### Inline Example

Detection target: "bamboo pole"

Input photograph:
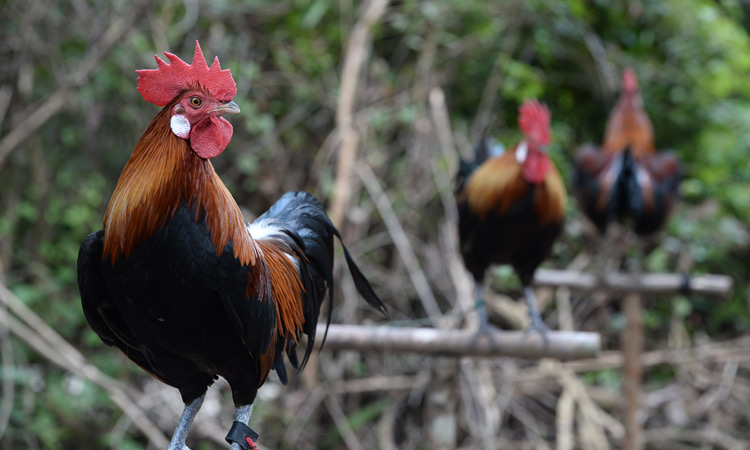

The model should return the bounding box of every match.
[314,324,600,360]
[533,269,731,297]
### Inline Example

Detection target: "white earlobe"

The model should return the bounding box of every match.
[170,115,191,139]
[516,141,528,164]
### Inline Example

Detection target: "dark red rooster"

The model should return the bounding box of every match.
[573,68,681,235]
[456,100,566,335]
[77,42,388,450]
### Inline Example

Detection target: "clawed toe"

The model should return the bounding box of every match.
[523,319,550,347]
[471,322,500,349]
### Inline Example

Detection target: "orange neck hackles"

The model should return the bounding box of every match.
[102,99,259,267]
[602,69,655,156]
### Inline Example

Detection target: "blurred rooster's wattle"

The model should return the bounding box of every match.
[456,100,566,335]
[573,68,681,236]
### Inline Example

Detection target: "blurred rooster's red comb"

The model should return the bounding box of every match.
[518,99,551,146]
[622,67,639,93]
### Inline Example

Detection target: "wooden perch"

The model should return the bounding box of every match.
[314,324,600,360]
[534,269,732,297]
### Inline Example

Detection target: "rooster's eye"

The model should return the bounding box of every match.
[189,96,202,107]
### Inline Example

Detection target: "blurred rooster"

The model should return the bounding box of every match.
[77,42,388,450]
[456,100,566,334]
[573,68,680,235]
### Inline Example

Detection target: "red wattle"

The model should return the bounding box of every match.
[190,116,233,159]
[522,150,550,184]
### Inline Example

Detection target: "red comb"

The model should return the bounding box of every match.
[518,99,551,146]
[136,41,236,107]
[623,67,638,93]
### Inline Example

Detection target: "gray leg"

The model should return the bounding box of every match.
[475,284,489,329]
[471,283,498,348]
[168,393,205,450]
[230,404,255,450]
[523,286,549,342]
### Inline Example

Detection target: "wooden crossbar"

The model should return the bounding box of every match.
[534,269,732,297]
[315,324,600,360]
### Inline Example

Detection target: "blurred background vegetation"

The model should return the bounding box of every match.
[2,0,750,448]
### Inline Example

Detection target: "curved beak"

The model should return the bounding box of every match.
[212,101,241,117]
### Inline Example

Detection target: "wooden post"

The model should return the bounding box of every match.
[425,358,458,450]
[622,292,643,450]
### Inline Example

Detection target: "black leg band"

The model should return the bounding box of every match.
[225,421,259,449]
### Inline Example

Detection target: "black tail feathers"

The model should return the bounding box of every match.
[457,133,506,193]
[257,191,388,370]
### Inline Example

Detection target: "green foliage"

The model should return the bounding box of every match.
[2,0,750,447]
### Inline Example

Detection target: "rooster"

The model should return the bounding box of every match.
[456,100,566,335]
[77,42,388,450]
[573,68,681,235]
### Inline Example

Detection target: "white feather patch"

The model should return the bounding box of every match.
[247,220,281,241]
[170,115,191,139]
[515,140,528,164]
[247,220,300,267]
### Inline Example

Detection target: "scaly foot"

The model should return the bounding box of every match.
[471,320,500,350]
[523,314,550,347]
[523,286,550,347]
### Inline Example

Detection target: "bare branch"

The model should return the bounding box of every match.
[583,31,619,100]
[534,269,732,297]
[552,363,622,444]
[556,389,574,450]
[0,283,169,447]
[0,310,13,438]
[470,29,522,144]
[329,0,390,227]
[0,0,157,171]
[314,324,600,360]
[428,88,475,329]
[510,336,750,385]
[325,395,366,450]
[357,163,443,320]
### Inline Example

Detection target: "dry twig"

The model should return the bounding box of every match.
[555,389,574,450]
[314,324,600,359]
[509,336,750,385]
[0,0,157,171]
[329,0,390,227]
[357,164,442,320]
[0,282,169,447]
[325,395,366,450]
[534,269,732,297]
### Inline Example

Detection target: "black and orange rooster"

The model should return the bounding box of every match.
[456,100,566,335]
[573,68,680,235]
[77,42,388,450]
